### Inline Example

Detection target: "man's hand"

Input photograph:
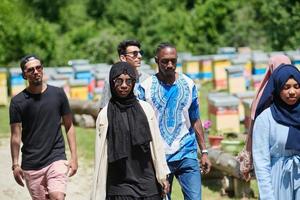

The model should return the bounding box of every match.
[13,166,24,187]
[66,159,78,177]
[200,154,211,174]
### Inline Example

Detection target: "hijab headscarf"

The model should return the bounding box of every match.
[267,64,300,150]
[251,55,291,120]
[107,62,152,163]
[239,55,292,180]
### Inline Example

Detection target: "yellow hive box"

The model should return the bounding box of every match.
[69,79,89,100]
[182,57,202,80]
[210,113,240,134]
[244,61,252,75]
[207,92,230,120]
[184,61,199,74]
[0,86,8,105]
[208,95,240,134]
[70,86,88,100]
[226,65,246,94]
[213,63,228,79]
[212,56,231,90]
[200,59,212,73]
[228,77,246,93]
[0,72,7,86]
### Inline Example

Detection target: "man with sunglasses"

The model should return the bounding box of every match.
[9,55,78,200]
[99,39,149,110]
[140,43,211,200]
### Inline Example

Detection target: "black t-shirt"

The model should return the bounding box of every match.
[9,85,71,170]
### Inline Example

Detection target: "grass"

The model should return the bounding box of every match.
[198,80,213,119]
[74,126,95,162]
[0,105,10,138]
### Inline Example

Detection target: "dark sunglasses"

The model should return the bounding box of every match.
[125,50,144,58]
[24,65,43,74]
[160,58,177,65]
[113,78,135,86]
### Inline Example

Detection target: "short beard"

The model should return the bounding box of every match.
[32,80,43,86]
[160,69,175,78]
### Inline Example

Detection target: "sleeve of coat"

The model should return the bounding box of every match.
[91,107,108,200]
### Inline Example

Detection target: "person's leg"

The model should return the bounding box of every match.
[166,173,174,200]
[23,168,48,200]
[166,161,179,200]
[176,158,201,200]
[46,160,68,200]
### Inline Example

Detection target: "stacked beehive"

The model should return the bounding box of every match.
[0,68,8,105]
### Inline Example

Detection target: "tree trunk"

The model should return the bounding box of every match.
[207,148,241,179]
[69,99,99,119]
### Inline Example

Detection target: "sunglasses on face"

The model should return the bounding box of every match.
[160,58,177,65]
[24,65,43,74]
[113,78,135,86]
[125,50,144,58]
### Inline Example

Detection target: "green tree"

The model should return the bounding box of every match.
[87,0,109,18]
[252,0,300,50]
[25,0,68,22]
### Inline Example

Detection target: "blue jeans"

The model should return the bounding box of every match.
[167,158,201,200]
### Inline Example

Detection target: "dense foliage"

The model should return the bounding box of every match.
[0,0,299,66]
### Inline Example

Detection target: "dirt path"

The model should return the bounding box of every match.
[0,138,93,200]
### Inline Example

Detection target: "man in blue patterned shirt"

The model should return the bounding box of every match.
[140,43,211,200]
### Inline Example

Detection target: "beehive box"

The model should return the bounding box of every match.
[252,52,268,75]
[251,74,264,91]
[0,68,8,105]
[208,94,240,134]
[234,91,255,121]
[199,56,213,81]
[212,55,232,90]
[69,79,89,100]
[182,56,201,80]
[231,55,252,89]
[9,68,26,96]
[225,65,246,94]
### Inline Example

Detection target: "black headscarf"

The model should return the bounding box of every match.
[107,62,152,163]
[258,64,300,151]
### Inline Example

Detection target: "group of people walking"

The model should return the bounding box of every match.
[9,39,300,200]
[93,40,211,200]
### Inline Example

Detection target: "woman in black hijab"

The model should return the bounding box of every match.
[92,62,170,200]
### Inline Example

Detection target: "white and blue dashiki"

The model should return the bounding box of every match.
[253,108,300,200]
[140,73,200,162]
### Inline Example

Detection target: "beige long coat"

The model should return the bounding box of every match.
[91,100,170,200]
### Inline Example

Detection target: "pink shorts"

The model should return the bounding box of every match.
[23,160,69,200]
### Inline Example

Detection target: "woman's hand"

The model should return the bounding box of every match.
[161,178,170,198]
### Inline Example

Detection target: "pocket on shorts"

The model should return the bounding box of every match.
[51,160,69,176]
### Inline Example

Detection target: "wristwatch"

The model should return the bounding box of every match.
[201,149,208,155]
[12,164,19,171]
